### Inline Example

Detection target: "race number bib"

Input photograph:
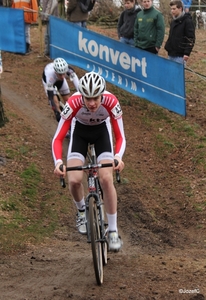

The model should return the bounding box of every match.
[111,103,122,119]
[61,103,73,119]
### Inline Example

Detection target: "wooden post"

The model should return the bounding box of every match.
[0,50,2,75]
[0,85,7,128]
[0,86,5,128]
[0,51,8,128]
[38,9,43,57]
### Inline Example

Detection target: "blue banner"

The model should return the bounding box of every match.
[182,0,193,8]
[0,7,26,53]
[50,16,186,116]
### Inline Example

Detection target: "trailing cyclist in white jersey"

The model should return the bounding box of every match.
[42,57,79,122]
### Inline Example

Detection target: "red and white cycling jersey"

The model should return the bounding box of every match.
[52,91,126,165]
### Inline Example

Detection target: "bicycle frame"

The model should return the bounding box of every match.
[59,144,120,285]
[84,149,108,244]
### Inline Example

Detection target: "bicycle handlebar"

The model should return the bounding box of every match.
[59,160,120,188]
[65,162,113,171]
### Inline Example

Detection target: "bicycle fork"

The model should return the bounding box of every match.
[85,193,106,243]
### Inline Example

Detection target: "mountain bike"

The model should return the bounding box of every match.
[59,144,120,285]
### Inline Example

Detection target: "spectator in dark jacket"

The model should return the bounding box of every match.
[67,0,95,28]
[117,0,141,46]
[164,0,195,65]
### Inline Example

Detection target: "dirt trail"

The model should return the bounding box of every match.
[1,82,56,138]
[0,81,139,300]
[1,82,206,300]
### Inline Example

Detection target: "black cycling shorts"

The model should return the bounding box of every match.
[67,119,114,163]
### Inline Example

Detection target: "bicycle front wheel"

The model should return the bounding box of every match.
[89,197,103,285]
[99,201,108,266]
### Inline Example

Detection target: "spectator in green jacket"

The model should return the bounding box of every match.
[134,0,165,54]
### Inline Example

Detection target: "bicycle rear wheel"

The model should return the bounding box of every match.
[89,197,103,285]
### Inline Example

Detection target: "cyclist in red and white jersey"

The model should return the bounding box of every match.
[52,71,126,251]
[42,57,79,122]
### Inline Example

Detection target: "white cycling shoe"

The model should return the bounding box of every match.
[76,210,87,235]
[108,231,123,252]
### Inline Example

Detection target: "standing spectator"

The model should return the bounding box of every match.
[67,0,95,28]
[164,0,195,65]
[134,0,165,54]
[12,0,38,54]
[39,0,59,57]
[117,0,141,46]
[2,0,11,6]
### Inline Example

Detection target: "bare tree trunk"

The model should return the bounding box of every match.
[0,84,7,128]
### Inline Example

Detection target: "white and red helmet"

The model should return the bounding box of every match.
[78,72,106,98]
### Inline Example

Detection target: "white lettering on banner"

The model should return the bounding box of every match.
[79,32,147,78]
[108,48,119,65]
[125,78,128,87]
[98,67,103,75]
[131,81,137,91]
[88,41,98,56]
[118,76,122,85]
[141,58,147,77]
[90,64,138,92]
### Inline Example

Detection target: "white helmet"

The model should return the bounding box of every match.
[78,72,105,98]
[53,58,68,74]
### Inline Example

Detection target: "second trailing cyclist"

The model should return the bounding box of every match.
[52,71,126,251]
[42,57,79,122]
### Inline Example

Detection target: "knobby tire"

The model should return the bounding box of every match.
[100,202,108,266]
[89,197,103,285]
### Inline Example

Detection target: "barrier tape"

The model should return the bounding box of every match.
[185,66,206,81]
